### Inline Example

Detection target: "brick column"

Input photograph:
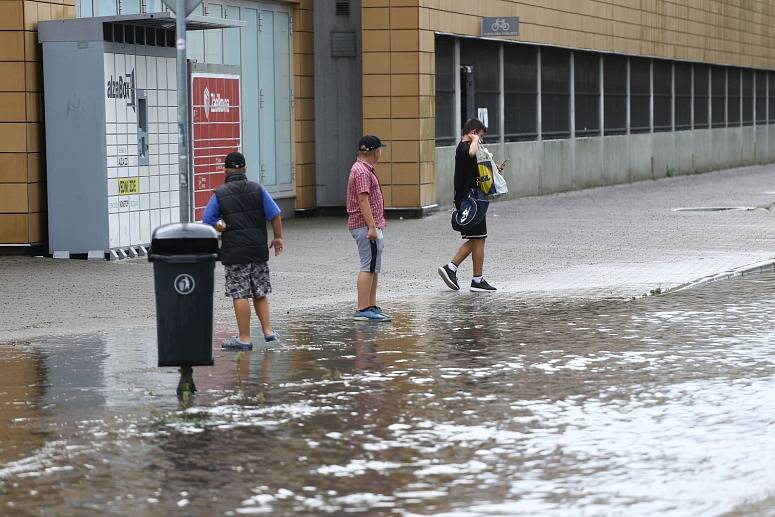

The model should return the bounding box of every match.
[293,0,316,209]
[0,0,74,246]
[362,1,435,210]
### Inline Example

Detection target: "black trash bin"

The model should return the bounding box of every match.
[149,223,219,367]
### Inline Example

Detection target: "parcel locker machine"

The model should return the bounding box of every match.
[39,13,243,259]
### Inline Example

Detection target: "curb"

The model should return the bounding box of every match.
[670,258,775,292]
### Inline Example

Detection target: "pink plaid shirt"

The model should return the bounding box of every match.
[347,159,386,230]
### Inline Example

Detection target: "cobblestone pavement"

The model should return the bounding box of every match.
[2,164,775,341]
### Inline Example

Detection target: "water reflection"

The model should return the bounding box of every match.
[2,274,775,514]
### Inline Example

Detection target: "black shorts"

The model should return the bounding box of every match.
[460,218,487,239]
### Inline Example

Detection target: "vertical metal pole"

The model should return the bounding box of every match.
[690,64,694,129]
[648,59,653,133]
[569,51,575,139]
[670,62,675,131]
[599,54,604,136]
[536,47,542,141]
[626,57,631,135]
[499,43,505,145]
[176,0,191,222]
[453,38,461,141]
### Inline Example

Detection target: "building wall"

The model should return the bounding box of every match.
[361,0,775,210]
[0,0,74,246]
[293,0,316,209]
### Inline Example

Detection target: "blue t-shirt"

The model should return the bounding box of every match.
[201,187,281,226]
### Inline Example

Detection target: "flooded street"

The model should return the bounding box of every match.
[2,274,775,515]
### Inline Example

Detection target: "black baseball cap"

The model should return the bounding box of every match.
[358,135,387,152]
[224,152,246,169]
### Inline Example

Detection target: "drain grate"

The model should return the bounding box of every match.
[671,207,757,212]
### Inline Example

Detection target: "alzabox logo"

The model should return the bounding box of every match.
[106,69,135,109]
[203,86,230,120]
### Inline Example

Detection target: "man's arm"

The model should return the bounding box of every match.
[201,195,221,226]
[358,192,378,241]
[270,215,284,256]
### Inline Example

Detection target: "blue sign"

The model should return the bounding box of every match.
[481,17,519,37]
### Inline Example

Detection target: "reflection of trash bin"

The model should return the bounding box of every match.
[149,223,218,367]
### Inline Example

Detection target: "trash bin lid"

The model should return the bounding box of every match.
[151,223,219,255]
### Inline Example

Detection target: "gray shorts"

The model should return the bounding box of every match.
[351,227,384,273]
[224,262,272,299]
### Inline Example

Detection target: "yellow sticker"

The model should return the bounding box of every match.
[118,177,140,195]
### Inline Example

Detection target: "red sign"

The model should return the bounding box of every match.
[191,73,241,221]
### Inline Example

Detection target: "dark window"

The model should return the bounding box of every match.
[540,47,570,139]
[728,67,740,126]
[603,55,627,135]
[675,62,691,130]
[693,64,709,129]
[125,25,135,44]
[756,71,767,124]
[574,51,600,136]
[711,66,726,128]
[435,36,455,146]
[103,23,113,42]
[114,24,124,43]
[770,72,775,123]
[653,60,672,131]
[146,27,156,46]
[742,69,753,126]
[166,29,175,47]
[135,26,145,45]
[504,44,538,141]
[461,39,501,140]
[630,57,650,133]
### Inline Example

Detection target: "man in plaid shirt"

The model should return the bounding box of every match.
[347,135,391,322]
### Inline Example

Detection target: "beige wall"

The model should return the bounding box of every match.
[0,0,74,245]
[421,0,775,69]
[361,0,775,209]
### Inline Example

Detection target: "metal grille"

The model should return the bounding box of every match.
[630,57,650,133]
[336,1,350,16]
[504,44,538,141]
[653,60,672,132]
[742,69,753,126]
[574,52,600,136]
[461,39,501,140]
[693,64,709,129]
[756,71,766,124]
[728,68,741,126]
[711,66,726,128]
[541,47,570,139]
[770,72,775,123]
[674,62,692,130]
[603,55,627,135]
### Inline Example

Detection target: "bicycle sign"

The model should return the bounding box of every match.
[481,16,519,37]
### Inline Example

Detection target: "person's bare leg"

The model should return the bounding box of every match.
[369,272,379,308]
[233,298,252,342]
[357,272,375,311]
[253,296,272,337]
[451,240,473,266]
[471,239,485,277]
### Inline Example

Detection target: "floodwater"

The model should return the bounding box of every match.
[2,274,775,516]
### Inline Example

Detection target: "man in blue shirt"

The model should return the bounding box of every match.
[202,152,284,351]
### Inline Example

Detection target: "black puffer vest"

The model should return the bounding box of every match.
[215,173,269,265]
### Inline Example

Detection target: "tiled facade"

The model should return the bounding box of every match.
[292,0,315,209]
[0,0,74,246]
[359,0,775,210]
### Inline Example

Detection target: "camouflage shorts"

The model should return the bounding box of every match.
[224,262,272,299]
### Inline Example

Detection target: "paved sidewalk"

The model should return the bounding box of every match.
[2,164,775,340]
